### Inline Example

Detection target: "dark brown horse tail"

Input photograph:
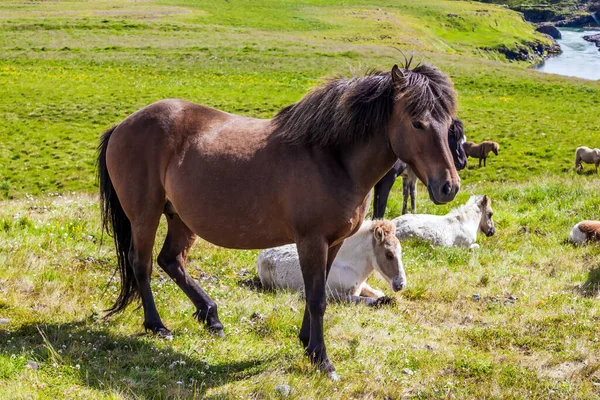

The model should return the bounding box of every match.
[97,125,138,315]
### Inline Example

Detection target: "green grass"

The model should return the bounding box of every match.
[2,178,600,398]
[0,0,562,198]
[1,0,600,398]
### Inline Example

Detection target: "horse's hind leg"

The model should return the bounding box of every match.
[401,179,409,215]
[478,158,482,168]
[157,214,224,336]
[373,172,396,219]
[409,180,416,213]
[128,212,169,335]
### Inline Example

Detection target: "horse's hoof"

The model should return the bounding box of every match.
[328,371,340,381]
[153,327,173,340]
[371,296,396,308]
[210,328,226,338]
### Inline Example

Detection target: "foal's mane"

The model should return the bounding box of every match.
[448,196,482,220]
[272,63,457,148]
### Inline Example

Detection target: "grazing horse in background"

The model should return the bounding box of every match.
[257,220,405,306]
[373,117,467,219]
[574,146,600,173]
[393,195,495,249]
[463,140,499,167]
[97,62,459,379]
[570,220,600,244]
[400,166,418,215]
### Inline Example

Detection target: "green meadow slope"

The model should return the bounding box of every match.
[1,1,600,399]
[0,0,566,199]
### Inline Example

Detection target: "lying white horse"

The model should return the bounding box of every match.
[570,220,600,244]
[257,220,405,304]
[393,195,495,248]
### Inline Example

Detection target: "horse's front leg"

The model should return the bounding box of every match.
[478,158,482,168]
[359,282,385,299]
[297,240,341,379]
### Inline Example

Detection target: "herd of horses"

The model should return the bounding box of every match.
[95,60,588,380]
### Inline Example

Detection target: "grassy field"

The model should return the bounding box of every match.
[1,0,600,398]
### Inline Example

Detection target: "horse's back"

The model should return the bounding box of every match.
[576,146,600,162]
[577,220,600,236]
[570,220,600,244]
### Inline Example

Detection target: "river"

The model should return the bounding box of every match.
[537,28,600,80]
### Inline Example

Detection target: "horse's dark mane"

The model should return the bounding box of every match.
[272,63,457,148]
[449,117,464,139]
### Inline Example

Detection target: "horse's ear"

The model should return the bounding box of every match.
[481,195,490,207]
[374,227,385,243]
[391,64,406,87]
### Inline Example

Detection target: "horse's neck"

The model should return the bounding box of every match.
[337,224,375,280]
[341,134,398,195]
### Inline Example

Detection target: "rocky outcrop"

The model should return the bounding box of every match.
[536,24,562,39]
[555,14,597,27]
[482,1,600,27]
[583,33,600,50]
[489,40,561,63]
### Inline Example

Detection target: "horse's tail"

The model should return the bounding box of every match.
[97,125,138,315]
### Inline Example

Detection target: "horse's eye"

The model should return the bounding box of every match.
[385,252,395,260]
[412,121,425,130]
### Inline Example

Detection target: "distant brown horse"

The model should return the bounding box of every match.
[97,63,459,379]
[463,140,499,167]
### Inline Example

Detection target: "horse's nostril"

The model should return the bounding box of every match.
[442,181,452,196]
[392,278,405,292]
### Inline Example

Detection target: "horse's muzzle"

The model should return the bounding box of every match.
[486,227,496,237]
[427,180,459,205]
[392,277,406,292]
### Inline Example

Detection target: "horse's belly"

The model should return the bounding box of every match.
[176,199,292,249]
[165,168,293,249]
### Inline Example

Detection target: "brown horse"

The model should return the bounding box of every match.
[97,63,459,378]
[463,140,499,167]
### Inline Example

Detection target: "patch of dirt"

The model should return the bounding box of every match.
[543,361,586,380]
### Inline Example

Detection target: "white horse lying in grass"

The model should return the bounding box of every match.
[257,220,405,305]
[392,195,495,249]
[570,220,600,244]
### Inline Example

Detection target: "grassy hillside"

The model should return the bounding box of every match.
[1,0,600,398]
[0,0,561,199]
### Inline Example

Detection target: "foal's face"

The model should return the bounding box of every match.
[372,226,406,292]
[388,66,460,205]
[478,195,495,237]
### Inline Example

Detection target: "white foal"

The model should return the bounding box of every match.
[257,220,406,304]
[393,195,495,248]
